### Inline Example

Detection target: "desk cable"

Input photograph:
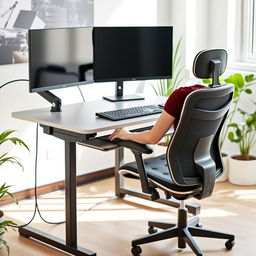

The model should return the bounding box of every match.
[77,85,85,102]
[0,79,29,89]
[17,123,117,228]
[3,81,117,228]
[1,79,63,227]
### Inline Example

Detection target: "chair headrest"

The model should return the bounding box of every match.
[192,49,227,87]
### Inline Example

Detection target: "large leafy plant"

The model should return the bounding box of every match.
[203,73,256,149]
[0,130,29,255]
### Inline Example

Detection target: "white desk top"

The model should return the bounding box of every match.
[12,96,167,134]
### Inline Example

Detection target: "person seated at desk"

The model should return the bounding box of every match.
[109,85,205,144]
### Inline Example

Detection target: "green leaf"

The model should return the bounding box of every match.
[238,108,247,115]
[245,74,255,82]
[0,130,15,144]
[228,131,241,143]
[244,88,252,94]
[225,73,245,89]
[228,123,238,128]
[202,78,212,84]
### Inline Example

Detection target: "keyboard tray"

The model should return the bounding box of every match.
[78,126,154,151]
[78,138,119,151]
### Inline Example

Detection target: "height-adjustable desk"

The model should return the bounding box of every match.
[12,96,200,256]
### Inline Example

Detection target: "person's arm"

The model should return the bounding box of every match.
[109,110,175,144]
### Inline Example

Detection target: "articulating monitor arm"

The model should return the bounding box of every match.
[38,91,62,112]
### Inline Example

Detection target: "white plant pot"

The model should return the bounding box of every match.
[229,155,256,185]
[216,153,229,182]
[0,211,4,249]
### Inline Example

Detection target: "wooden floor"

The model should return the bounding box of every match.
[1,178,256,256]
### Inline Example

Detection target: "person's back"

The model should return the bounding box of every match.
[164,85,206,129]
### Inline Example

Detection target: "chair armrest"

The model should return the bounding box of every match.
[113,139,153,154]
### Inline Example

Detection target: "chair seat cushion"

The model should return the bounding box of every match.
[120,154,201,194]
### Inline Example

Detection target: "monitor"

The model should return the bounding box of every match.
[13,10,38,29]
[93,26,173,101]
[29,27,93,93]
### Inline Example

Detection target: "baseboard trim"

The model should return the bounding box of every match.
[0,168,114,206]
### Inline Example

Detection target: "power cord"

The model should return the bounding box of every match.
[0,79,29,89]
[2,80,117,227]
[77,85,85,102]
[14,123,117,228]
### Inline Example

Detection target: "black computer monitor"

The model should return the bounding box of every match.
[29,26,172,111]
[93,26,173,101]
[29,27,94,93]
[13,10,38,29]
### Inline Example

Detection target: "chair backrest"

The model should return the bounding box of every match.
[166,49,233,199]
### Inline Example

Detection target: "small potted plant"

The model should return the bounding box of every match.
[0,130,29,255]
[228,109,256,185]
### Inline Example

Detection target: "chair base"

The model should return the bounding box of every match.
[131,208,235,256]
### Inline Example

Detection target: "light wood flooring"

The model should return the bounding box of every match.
[1,178,256,256]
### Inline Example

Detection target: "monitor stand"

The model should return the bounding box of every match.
[103,81,144,102]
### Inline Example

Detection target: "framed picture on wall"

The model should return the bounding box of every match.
[0,0,93,65]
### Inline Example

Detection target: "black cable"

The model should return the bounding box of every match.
[77,85,85,102]
[22,124,65,227]
[0,79,29,89]
[83,196,118,213]
[3,80,115,227]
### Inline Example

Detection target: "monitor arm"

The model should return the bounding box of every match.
[38,91,62,112]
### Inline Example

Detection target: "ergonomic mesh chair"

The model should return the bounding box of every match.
[116,49,235,256]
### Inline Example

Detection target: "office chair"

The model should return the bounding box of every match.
[117,49,235,256]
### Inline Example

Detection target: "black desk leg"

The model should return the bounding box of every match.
[65,141,78,246]
[19,141,96,256]
[115,148,125,197]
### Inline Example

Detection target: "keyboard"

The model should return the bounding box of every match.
[96,104,163,121]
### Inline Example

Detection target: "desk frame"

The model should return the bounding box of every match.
[19,127,96,256]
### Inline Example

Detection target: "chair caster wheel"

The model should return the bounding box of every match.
[225,240,235,250]
[131,246,142,256]
[148,226,157,234]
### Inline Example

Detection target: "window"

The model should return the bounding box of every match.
[252,0,256,55]
[241,0,256,62]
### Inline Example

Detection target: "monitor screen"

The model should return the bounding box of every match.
[93,26,173,82]
[29,27,93,92]
[13,10,37,29]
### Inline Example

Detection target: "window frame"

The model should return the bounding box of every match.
[226,0,256,71]
[241,0,256,62]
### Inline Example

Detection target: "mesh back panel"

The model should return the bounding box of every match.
[166,85,233,186]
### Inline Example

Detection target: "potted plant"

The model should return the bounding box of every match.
[151,37,184,147]
[228,109,256,185]
[0,130,29,255]
[203,73,256,181]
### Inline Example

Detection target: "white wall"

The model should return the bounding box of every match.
[0,0,159,193]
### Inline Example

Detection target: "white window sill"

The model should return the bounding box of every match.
[227,61,256,73]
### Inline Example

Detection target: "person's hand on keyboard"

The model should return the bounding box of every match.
[109,128,131,141]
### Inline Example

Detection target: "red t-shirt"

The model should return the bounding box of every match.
[164,85,206,129]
